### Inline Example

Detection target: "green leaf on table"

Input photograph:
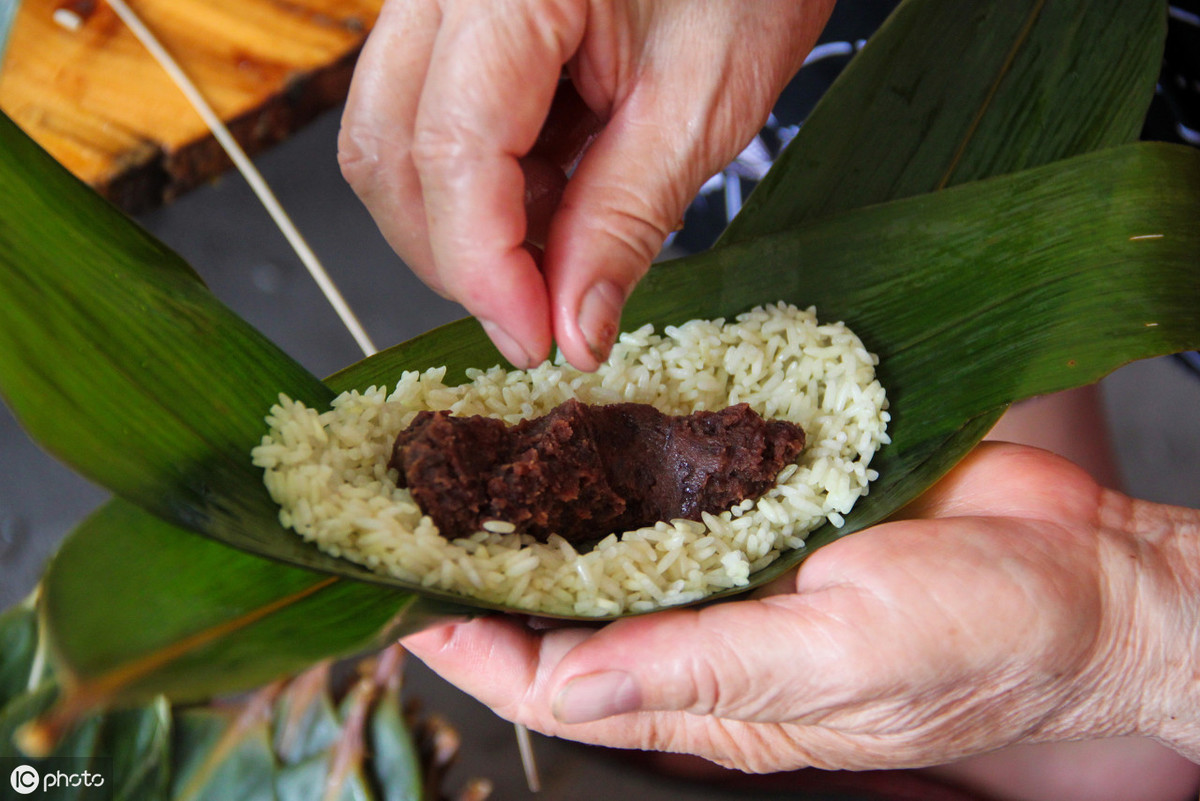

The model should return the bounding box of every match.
[2,604,171,801]
[2,607,443,801]
[0,601,41,702]
[369,682,424,801]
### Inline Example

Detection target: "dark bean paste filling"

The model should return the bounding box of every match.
[389,399,805,545]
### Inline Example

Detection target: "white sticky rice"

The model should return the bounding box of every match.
[252,303,889,616]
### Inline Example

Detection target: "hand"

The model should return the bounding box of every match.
[339,0,834,370]
[403,442,1200,780]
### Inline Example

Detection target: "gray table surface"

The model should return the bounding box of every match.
[1,108,1198,801]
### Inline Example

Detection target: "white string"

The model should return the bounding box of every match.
[104,0,378,358]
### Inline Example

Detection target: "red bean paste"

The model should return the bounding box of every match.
[389,399,805,544]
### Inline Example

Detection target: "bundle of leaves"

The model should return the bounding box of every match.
[1,599,490,800]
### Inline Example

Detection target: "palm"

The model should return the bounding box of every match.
[404,443,1145,772]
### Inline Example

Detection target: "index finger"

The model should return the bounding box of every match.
[412,0,589,367]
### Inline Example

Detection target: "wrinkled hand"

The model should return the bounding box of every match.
[339,0,834,370]
[404,442,1200,773]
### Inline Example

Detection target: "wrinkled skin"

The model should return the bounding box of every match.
[405,443,1200,798]
[340,3,1200,797]
[339,0,834,370]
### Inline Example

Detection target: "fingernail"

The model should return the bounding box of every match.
[578,281,623,364]
[553,670,640,724]
[479,319,534,369]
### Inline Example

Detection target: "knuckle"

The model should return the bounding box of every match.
[606,206,669,270]
[566,186,671,274]
[668,642,748,718]
[683,655,724,715]
[410,122,475,174]
[336,121,390,191]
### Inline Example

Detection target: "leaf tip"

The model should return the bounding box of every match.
[14,717,60,758]
[14,685,105,757]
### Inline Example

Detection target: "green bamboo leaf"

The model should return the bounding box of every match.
[0,99,455,724]
[38,502,421,713]
[708,0,1173,587]
[711,0,1169,567]
[720,0,1165,240]
[0,110,370,580]
[0,107,506,593]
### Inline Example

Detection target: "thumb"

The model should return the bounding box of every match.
[547,596,864,725]
[542,99,704,370]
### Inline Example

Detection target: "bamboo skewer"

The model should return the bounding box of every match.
[104,0,378,358]
[515,719,542,792]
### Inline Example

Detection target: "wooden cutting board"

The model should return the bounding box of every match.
[0,0,382,211]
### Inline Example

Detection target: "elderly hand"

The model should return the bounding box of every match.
[339,0,834,370]
[403,442,1200,794]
